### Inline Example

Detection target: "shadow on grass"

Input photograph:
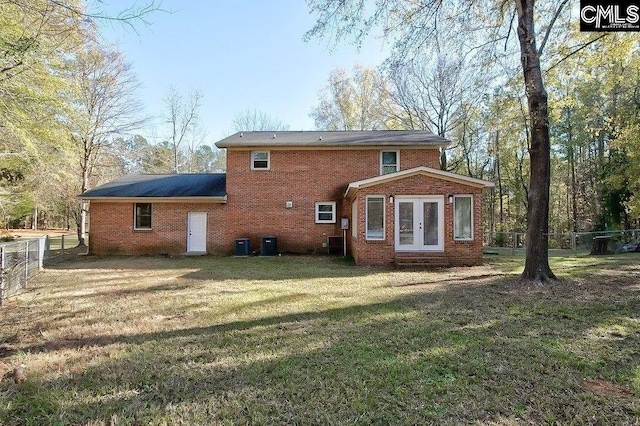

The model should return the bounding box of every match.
[46,254,377,282]
[42,245,89,266]
[2,275,639,425]
[487,251,640,280]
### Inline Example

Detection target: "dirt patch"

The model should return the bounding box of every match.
[583,379,635,399]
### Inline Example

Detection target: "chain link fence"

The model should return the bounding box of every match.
[484,229,640,256]
[0,235,88,304]
[42,234,85,265]
[0,239,43,305]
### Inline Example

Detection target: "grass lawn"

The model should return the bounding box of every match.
[0,254,638,425]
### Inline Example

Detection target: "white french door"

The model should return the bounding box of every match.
[395,196,444,251]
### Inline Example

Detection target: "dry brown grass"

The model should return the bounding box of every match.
[6,229,73,239]
[0,254,638,424]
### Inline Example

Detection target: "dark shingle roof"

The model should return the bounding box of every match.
[80,174,226,199]
[215,130,449,148]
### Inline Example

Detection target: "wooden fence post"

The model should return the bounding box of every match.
[44,235,50,265]
[38,237,45,270]
[61,235,65,262]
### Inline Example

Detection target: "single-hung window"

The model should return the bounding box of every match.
[134,203,152,229]
[351,200,358,239]
[315,202,336,224]
[380,150,399,175]
[251,151,270,170]
[366,196,385,240]
[454,195,473,240]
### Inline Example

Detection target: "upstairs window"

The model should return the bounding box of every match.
[380,151,399,174]
[134,203,152,229]
[251,151,270,170]
[454,195,473,240]
[315,202,336,224]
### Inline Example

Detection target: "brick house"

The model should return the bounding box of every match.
[81,131,494,266]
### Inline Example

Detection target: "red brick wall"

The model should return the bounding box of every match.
[88,202,227,255]
[224,148,440,254]
[348,175,484,266]
[87,147,491,264]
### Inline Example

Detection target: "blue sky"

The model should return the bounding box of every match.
[97,1,389,143]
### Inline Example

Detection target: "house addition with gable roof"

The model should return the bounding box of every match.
[80,130,494,266]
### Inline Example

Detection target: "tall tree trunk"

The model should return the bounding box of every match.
[78,144,89,247]
[567,110,578,233]
[495,131,504,230]
[32,206,38,230]
[437,128,447,170]
[516,0,556,282]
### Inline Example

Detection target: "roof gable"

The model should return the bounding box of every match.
[345,166,495,198]
[216,130,449,148]
[80,173,227,200]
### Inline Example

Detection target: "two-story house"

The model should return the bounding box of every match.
[81,131,494,266]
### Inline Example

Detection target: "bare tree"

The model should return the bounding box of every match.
[163,86,203,172]
[387,55,482,170]
[69,42,146,245]
[232,108,289,131]
[3,0,164,33]
[310,65,389,131]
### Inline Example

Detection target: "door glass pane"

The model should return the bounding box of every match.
[423,202,438,246]
[399,202,414,245]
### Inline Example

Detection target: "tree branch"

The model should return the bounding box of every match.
[538,0,570,55]
[545,34,609,74]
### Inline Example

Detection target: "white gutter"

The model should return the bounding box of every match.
[80,195,228,203]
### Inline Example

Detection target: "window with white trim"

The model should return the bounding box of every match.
[351,200,357,239]
[251,151,270,170]
[380,150,399,175]
[315,202,336,224]
[134,203,152,229]
[454,195,473,240]
[366,196,385,240]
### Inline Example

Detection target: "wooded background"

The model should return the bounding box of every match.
[1,1,638,249]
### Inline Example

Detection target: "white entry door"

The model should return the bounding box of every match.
[187,212,207,253]
[395,196,444,251]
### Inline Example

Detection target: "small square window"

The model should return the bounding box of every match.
[315,202,336,224]
[381,151,399,175]
[251,151,270,170]
[134,203,152,229]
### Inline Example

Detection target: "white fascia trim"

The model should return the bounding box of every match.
[222,145,447,151]
[81,196,228,203]
[345,166,495,198]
